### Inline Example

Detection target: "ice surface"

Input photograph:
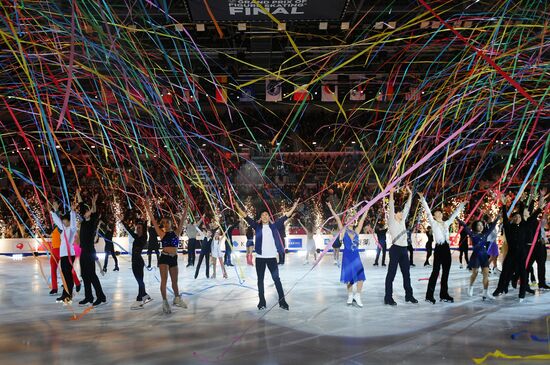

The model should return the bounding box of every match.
[0,251,548,365]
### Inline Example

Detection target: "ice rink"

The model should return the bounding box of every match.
[0,251,548,365]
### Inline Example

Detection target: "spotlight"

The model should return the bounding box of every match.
[174,23,184,32]
[277,23,286,31]
[238,23,246,31]
[196,23,205,32]
[319,22,328,30]
[341,22,350,30]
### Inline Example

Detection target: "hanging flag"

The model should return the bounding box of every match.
[240,86,255,102]
[321,75,338,102]
[215,75,227,103]
[162,90,173,104]
[293,84,310,101]
[349,74,366,101]
[405,87,421,102]
[182,76,199,103]
[265,79,282,101]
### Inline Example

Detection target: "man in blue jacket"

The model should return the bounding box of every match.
[235,200,300,310]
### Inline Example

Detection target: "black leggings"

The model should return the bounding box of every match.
[407,243,414,265]
[424,242,433,265]
[132,255,147,301]
[374,241,387,265]
[426,243,451,299]
[194,252,210,278]
[60,256,76,298]
[187,238,197,265]
[526,243,547,286]
[103,248,118,269]
[256,257,285,305]
[147,247,160,267]
[459,244,469,265]
[224,241,232,265]
[81,254,105,301]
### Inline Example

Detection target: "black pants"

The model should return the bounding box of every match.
[147,247,160,267]
[278,251,285,265]
[515,251,529,298]
[187,238,197,265]
[103,247,118,269]
[132,255,147,301]
[458,244,469,265]
[256,257,285,304]
[374,241,387,265]
[194,251,210,278]
[424,242,433,265]
[526,243,547,287]
[426,243,451,299]
[495,249,517,293]
[408,243,414,265]
[224,241,232,265]
[384,245,413,300]
[60,256,76,298]
[81,253,105,301]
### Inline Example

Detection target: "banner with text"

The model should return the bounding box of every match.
[187,0,349,22]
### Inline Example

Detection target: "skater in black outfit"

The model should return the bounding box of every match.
[223,218,238,266]
[122,218,151,309]
[424,226,433,266]
[185,215,204,267]
[407,227,415,267]
[493,190,544,301]
[458,228,469,269]
[373,221,387,266]
[77,192,107,307]
[147,224,160,268]
[524,188,548,289]
[195,228,213,279]
[100,219,118,272]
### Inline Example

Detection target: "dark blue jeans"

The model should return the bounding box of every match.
[132,254,147,301]
[256,257,285,304]
[375,240,387,265]
[224,241,232,265]
[384,245,413,300]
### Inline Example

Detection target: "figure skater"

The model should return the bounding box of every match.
[326,201,369,307]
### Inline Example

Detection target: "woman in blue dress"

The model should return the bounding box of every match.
[327,201,369,307]
[458,217,499,300]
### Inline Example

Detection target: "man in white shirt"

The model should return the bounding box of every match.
[419,192,465,304]
[50,200,79,304]
[235,200,300,311]
[185,215,204,267]
[384,186,417,306]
